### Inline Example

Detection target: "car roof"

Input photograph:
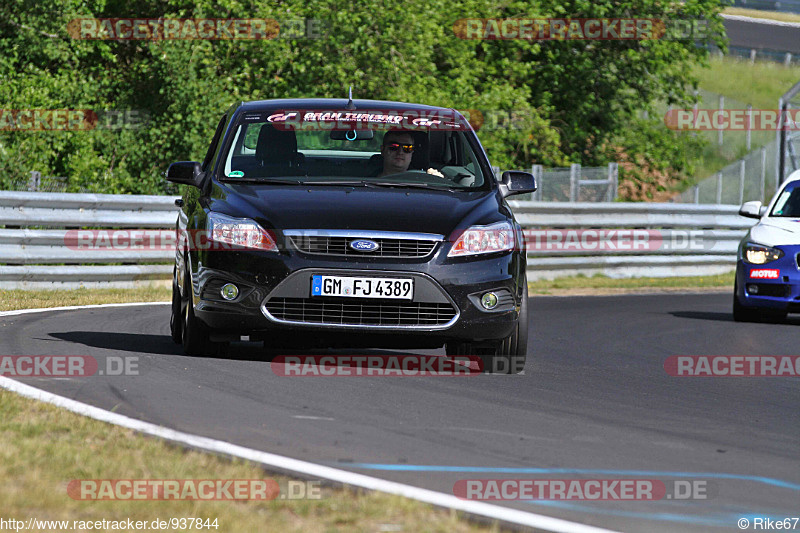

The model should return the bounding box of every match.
[236,98,456,114]
[783,169,800,185]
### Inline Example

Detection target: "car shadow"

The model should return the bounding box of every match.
[669,311,800,325]
[669,311,735,322]
[47,332,457,368]
[49,331,184,356]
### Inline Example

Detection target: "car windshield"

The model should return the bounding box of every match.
[770,183,800,217]
[219,114,488,190]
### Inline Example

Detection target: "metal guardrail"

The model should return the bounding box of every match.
[512,202,748,279]
[0,192,752,288]
[0,192,179,289]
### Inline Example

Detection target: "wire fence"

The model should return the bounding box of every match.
[495,163,619,202]
[11,171,70,193]
[672,140,779,204]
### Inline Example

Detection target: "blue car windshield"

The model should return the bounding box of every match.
[770,184,800,217]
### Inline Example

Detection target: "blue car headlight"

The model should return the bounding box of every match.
[743,243,783,265]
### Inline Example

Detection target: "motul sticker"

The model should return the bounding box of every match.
[749,269,779,279]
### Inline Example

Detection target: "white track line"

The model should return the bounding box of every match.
[0,303,619,533]
[0,301,169,318]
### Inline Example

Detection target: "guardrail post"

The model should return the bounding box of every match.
[739,159,746,204]
[28,171,41,192]
[786,53,793,66]
[608,162,618,201]
[532,164,543,201]
[569,164,579,202]
[746,104,752,151]
[750,49,756,64]
[693,185,700,204]
[716,172,722,204]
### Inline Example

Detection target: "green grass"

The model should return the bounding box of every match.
[672,56,800,186]
[0,289,496,532]
[695,56,800,110]
[723,7,800,24]
[0,391,493,532]
[0,286,171,311]
[529,272,734,294]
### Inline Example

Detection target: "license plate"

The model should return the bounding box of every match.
[311,275,414,300]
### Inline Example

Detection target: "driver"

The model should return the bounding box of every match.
[377,130,445,178]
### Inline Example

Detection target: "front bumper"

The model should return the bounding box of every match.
[188,247,526,347]
[735,245,800,312]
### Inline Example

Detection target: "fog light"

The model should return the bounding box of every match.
[747,284,758,295]
[481,292,498,309]
[220,283,239,300]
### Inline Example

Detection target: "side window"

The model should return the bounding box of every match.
[202,114,228,171]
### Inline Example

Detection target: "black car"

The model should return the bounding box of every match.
[165,98,536,373]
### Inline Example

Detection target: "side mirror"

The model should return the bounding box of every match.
[498,171,537,198]
[165,161,203,187]
[739,200,763,219]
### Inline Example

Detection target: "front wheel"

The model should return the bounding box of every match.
[182,274,211,356]
[446,292,529,374]
[170,271,183,344]
[733,281,761,322]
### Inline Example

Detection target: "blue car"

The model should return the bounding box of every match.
[734,170,800,322]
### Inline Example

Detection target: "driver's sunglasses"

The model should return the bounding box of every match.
[385,143,414,154]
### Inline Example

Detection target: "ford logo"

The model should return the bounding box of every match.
[350,239,380,252]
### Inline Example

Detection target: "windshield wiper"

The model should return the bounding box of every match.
[221,178,303,185]
[366,181,457,191]
[301,180,370,186]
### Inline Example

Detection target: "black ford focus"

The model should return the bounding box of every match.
[166,98,536,373]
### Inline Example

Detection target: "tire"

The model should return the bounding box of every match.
[169,271,183,344]
[446,291,529,375]
[182,273,211,356]
[732,281,760,323]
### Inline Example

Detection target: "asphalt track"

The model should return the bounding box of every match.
[723,16,800,54]
[2,293,799,532]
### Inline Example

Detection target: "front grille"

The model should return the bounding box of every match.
[264,297,457,327]
[288,236,438,258]
[746,283,791,298]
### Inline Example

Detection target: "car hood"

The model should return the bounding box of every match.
[208,182,506,237]
[749,217,800,247]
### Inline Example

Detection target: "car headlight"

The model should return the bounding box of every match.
[448,221,515,257]
[207,212,278,252]
[743,243,783,264]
